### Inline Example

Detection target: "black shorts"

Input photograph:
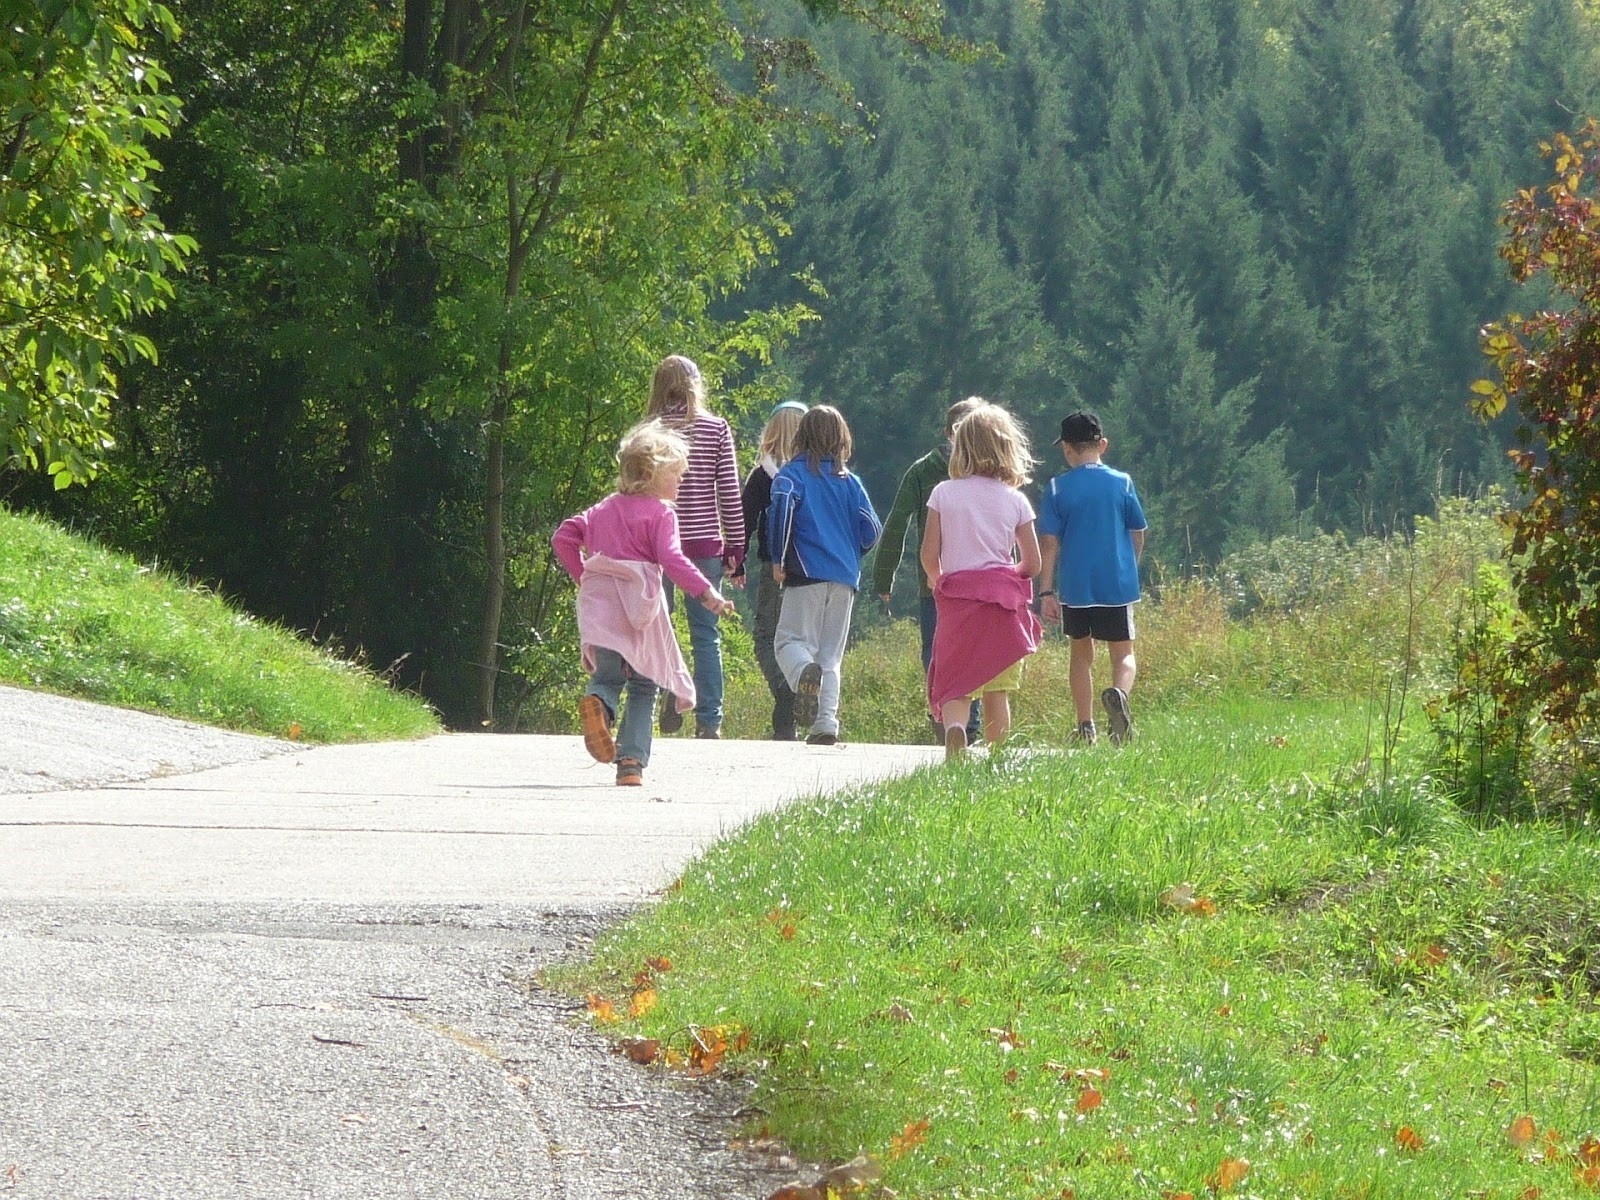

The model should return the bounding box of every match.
[1063,604,1135,643]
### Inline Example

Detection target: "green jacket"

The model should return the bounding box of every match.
[872,446,950,599]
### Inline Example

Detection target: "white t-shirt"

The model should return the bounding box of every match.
[927,475,1036,574]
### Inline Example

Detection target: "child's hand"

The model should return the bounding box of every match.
[772,565,785,585]
[1040,594,1062,625]
[699,588,735,617]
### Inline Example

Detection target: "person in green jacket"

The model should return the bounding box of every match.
[873,396,985,739]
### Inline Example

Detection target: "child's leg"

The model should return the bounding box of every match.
[616,671,658,767]
[755,569,794,736]
[587,648,626,719]
[1069,636,1096,723]
[939,698,972,731]
[1108,639,1136,697]
[982,691,1012,745]
[774,586,823,689]
[812,583,854,736]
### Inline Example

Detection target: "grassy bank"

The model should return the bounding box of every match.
[0,508,439,741]
[568,699,1600,1197]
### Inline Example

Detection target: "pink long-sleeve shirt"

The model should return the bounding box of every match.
[552,492,714,598]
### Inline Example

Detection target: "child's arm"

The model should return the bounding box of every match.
[873,473,918,601]
[768,473,799,585]
[1038,534,1061,624]
[733,465,769,588]
[919,508,943,591]
[1015,520,1042,580]
[550,512,589,582]
[1132,528,1145,561]
[855,478,883,553]
[715,423,745,577]
[652,508,720,601]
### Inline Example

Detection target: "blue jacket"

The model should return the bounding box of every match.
[768,456,882,589]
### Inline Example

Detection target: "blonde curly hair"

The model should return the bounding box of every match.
[616,419,691,496]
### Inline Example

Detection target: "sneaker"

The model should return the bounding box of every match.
[771,726,797,742]
[694,724,721,740]
[1101,687,1133,745]
[945,725,968,762]
[658,696,683,735]
[616,757,643,786]
[1073,720,1098,745]
[793,662,822,730]
[805,731,838,746]
[578,694,615,763]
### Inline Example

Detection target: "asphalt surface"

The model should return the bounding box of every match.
[0,684,942,1198]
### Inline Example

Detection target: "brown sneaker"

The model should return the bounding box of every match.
[945,725,968,762]
[579,694,615,763]
[616,757,643,786]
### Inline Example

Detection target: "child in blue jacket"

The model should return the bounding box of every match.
[767,405,882,745]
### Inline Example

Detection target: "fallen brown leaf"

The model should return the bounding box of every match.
[617,1037,660,1065]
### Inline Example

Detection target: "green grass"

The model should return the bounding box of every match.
[0,507,439,741]
[565,697,1600,1199]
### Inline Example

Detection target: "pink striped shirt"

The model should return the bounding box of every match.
[660,406,744,562]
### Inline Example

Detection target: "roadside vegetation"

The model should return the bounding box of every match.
[566,497,1600,1199]
[0,507,439,742]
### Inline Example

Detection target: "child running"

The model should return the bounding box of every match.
[1037,410,1148,745]
[552,419,736,786]
[767,405,883,746]
[921,401,1043,760]
[732,399,808,740]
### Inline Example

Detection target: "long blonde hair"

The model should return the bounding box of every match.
[948,401,1036,487]
[648,354,705,424]
[794,405,853,475]
[759,402,807,465]
[616,419,690,495]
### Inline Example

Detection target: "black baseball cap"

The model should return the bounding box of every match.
[1056,410,1103,446]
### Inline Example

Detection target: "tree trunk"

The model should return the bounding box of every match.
[476,382,508,724]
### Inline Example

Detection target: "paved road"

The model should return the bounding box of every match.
[0,685,942,1198]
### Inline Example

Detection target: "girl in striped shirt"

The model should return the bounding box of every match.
[647,354,745,739]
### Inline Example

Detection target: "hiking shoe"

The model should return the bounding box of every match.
[616,757,643,786]
[945,725,968,762]
[658,696,683,735]
[578,694,615,763]
[1101,687,1133,745]
[1073,720,1098,745]
[793,662,822,730]
[805,731,838,746]
[694,724,721,740]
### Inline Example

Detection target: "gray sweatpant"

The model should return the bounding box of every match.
[774,581,855,736]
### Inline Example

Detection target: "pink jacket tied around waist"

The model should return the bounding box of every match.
[927,566,1042,715]
[577,554,695,713]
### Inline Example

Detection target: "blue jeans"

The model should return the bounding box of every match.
[666,555,725,731]
[586,648,658,766]
[919,594,981,740]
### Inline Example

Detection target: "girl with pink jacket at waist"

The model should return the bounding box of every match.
[552,420,735,787]
[920,402,1044,761]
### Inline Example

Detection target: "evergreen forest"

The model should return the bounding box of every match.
[4,0,1598,728]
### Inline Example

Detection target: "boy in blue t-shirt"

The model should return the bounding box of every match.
[1036,410,1148,744]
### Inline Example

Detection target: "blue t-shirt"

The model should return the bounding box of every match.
[1037,462,1147,607]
